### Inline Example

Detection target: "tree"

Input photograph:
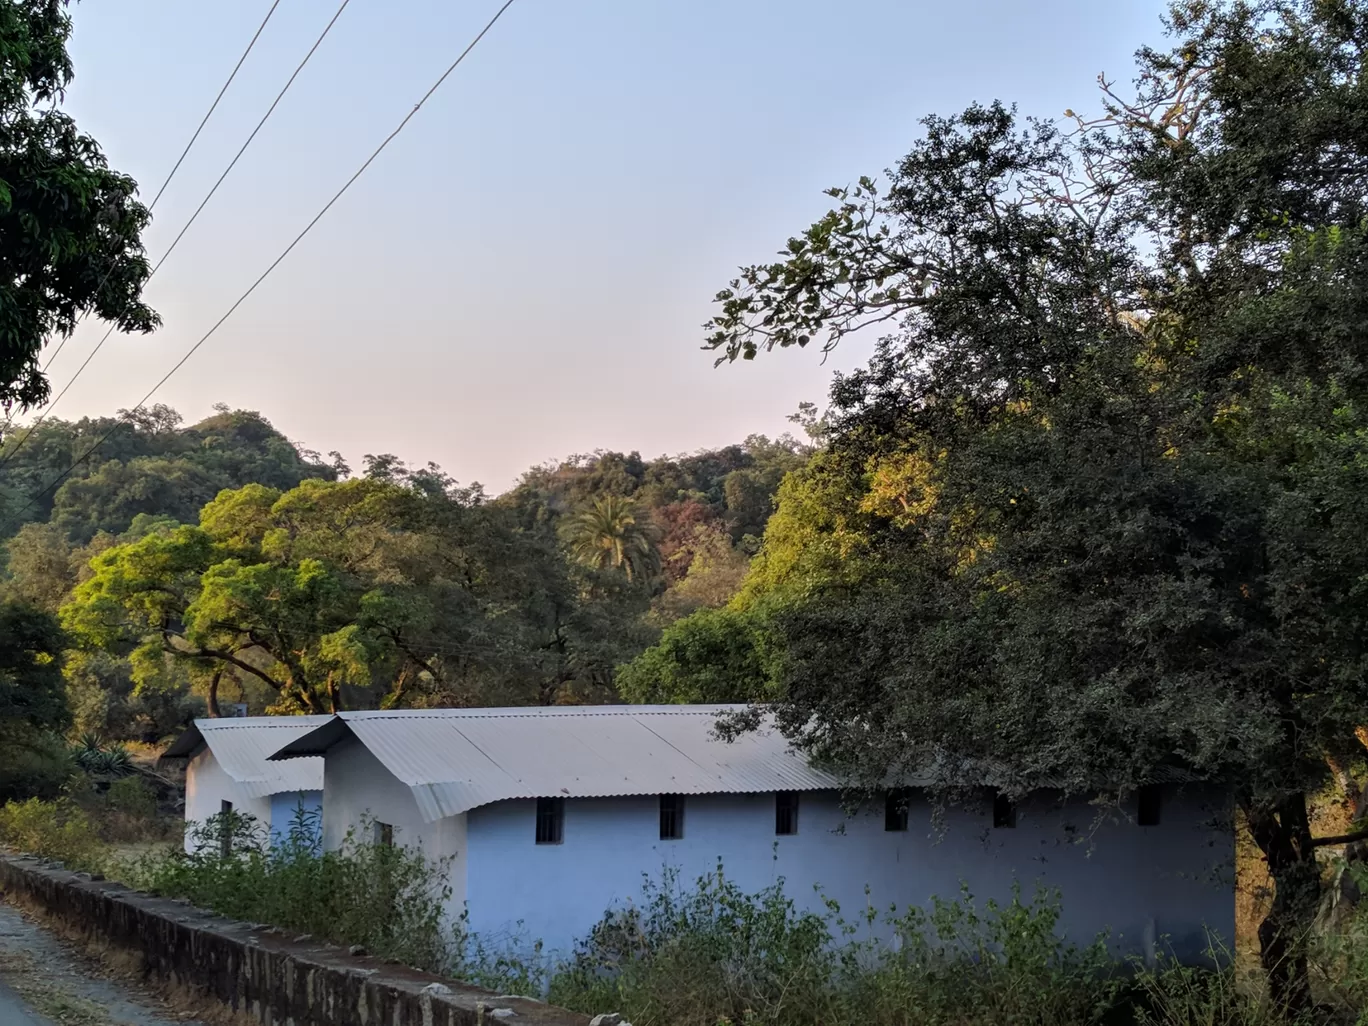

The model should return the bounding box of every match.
[0,599,70,800]
[0,405,338,538]
[560,495,662,583]
[59,474,652,715]
[62,480,412,714]
[703,0,1368,1006]
[0,0,157,411]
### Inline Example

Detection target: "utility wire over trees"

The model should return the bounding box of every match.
[0,0,520,536]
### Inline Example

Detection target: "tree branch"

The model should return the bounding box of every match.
[1311,827,1368,848]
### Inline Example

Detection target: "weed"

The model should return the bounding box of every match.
[0,796,106,872]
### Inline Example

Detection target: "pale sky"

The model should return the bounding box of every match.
[57,0,1168,492]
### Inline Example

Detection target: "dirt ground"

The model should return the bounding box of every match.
[0,899,205,1026]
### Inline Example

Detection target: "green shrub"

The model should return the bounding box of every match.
[0,731,74,803]
[545,867,1120,1026]
[0,797,106,872]
[105,775,157,819]
[121,808,454,973]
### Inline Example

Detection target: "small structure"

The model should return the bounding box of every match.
[164,716,329,852]
[270,706,1235,962]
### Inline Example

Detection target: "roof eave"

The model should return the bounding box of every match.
[160,723,206,761]
[267,716,351,760]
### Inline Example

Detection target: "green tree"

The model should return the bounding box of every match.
[703,0,1368,1006]
[0,0,157,410]
[0,599,69,800]
[561,495,662,583]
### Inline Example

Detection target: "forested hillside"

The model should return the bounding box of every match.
[0,402,809,793]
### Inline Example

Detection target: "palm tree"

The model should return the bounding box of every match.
[561,495,661,583]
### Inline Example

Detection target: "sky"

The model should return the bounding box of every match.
[55,0,1170,493]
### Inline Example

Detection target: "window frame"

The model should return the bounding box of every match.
[775,791,799,836]
[535,796,565,845]
[659,794,684,840]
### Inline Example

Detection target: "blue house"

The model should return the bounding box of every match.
[164,715,328,852]
[270,706,1235,962]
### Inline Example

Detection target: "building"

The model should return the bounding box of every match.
[269,705,1235,963]
[163,715,329,853]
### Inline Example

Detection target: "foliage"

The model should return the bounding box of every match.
[68,733,132,776]
[701,0,1368,1006]
[0,796,105,871]
[561,495,662,584]
[546,868,1141,1026]
[60,470,658,712]
[0,0,157,411]
[123,807,455,974]
[0,405,340,539]
[616,604,774,704]
[0,599,70,800]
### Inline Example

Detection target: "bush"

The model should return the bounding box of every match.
[545,866,1120,1026]
[121,807,455,973]
[0,730,74,803]
[0,797,106,872]
[105,775,157,819]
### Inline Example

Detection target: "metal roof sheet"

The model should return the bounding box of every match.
[270,706,840,821]
[171,716,329,799]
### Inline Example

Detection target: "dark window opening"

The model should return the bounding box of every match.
[992,792,1017,829]
[659,794,684,840]
[775,791,799,835]
[884,789,910,832]
[1137,785,1162,827]
[376,821,394,847]
[536,797,564,844]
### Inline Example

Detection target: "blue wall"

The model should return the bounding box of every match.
[269,790,323,848]
[463,788,1233,963]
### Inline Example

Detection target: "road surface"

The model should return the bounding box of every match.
[0,979,47,1025]
[0,898,204,1025]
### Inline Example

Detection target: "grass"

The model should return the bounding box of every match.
[0,951,123,1026]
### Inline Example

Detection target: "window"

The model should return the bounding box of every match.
[1137,785,1162,827]
[884,789,910,832]
[535,797,564,844]
[659,794,684,840]
[376,821,394,847]
[992,792,1017,829]
[775,791,799,835]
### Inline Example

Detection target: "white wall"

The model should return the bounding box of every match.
[321,735,467,917]
[183,747,271,854]
[462,787,1234,964]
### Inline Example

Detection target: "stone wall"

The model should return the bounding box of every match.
[0,854,586,1026]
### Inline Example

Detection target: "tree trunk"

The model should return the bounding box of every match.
[1245,793,1320,1014]
[326,672,342,714]
[205,669,222,717]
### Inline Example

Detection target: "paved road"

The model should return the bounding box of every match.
[0,979,47,1025]
[0,899,204,1025]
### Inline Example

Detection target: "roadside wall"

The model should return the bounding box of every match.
[0,854,584,1026]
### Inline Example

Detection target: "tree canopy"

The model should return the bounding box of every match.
[0,0,157,410]
[676,0,1368,1004]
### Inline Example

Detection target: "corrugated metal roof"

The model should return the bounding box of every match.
[271,706,840,822]
[177,716,329,799]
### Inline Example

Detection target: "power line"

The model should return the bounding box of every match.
[0,0,520,530]
[1,0,350,466]
[39,0,283,379]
